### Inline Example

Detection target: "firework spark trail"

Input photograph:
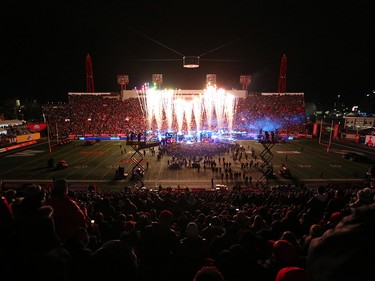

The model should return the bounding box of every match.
[225,94,237,132]
[162,90,174,131]
[203,87,215,130]
[184,98,193,134]
[193,96,203,136]
[214,88,226,131]
[173,98,185,133]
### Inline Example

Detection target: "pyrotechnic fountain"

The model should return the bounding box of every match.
[162,89,174,130]
[173,98,185,133]
[203,87,215,131]
[137,84,237,142]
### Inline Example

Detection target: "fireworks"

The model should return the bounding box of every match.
[137,84,237,140]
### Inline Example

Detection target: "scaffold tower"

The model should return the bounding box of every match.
[257,141,275,188]
[126,139,160,186]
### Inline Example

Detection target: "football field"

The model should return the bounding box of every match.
[1,139,374,192]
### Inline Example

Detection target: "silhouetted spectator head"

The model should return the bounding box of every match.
[317,185,326,195]
[358,187,373,205]
[276,267,308,281]
[52,178,69,196]
[22,184,45,207]
[159,210,173,225]
[185,221,199,237]
[334,189,344,199]
[193,266,225,281]
[120,229,139,247]
[95,212,104,223]
[309,224,323,238]
[327,211,344,228]
[211,216,222,226]
[273,240,298,264]
[124,220,136,231]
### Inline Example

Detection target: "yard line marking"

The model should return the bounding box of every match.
[275,151,301,154]
[6,150,45,157]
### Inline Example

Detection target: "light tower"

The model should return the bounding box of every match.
[240,75,251,90]
[277,54,287,94]
[86,54,95,93]
[117,74,129,91]
[152,74,163,89]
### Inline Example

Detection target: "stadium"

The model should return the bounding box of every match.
[1,79,374,191]
[1,69,375,281]
[35,79,308,187]
[2,4,375,280]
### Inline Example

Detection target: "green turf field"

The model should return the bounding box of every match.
[1,139,374,191]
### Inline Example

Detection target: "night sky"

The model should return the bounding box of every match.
[2,0,374,108]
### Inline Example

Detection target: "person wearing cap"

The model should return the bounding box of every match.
[275,266,308,281]
[265,239,304,281]
[45,178,88,245]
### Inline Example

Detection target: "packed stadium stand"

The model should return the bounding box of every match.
[42,92,307,140]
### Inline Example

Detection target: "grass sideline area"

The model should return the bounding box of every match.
[1,139,374,192]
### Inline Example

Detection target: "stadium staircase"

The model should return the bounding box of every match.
[126,140,160,186]
[257,141,275,188]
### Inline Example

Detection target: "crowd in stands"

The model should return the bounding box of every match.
[42,93,307,139]
[1,178,374,281]
[235,94,306,134]
[42,96,144,138]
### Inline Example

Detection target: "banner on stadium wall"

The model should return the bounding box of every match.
[27,123,47,132]
[312,123,318,136]
[16,133,40,143]
[333,124,339,140]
